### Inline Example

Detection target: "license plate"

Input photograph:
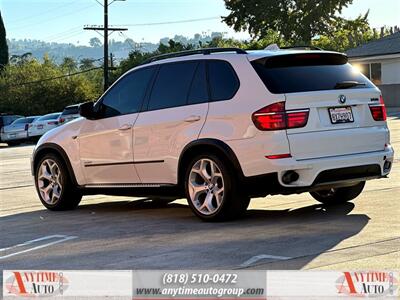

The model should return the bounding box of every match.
[9,133,16,138]
[37,125,43,129]
[329,106,354,124]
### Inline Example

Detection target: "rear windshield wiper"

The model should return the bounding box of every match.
[334,81,366,89]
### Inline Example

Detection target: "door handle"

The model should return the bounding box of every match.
[118,124,132,131]
[184,115,201,122]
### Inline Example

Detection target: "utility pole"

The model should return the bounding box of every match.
[104,0,108,91]
[110,53,116,70]
[83,0,126,91]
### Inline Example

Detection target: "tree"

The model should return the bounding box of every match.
[0,11,9,70]
[89,37,102,48]
[223,0,354,44]
[111,40,196,82]
[60,57,77,73]
[9,52,33,65]
[312,11,388,52]
[80,58,96,70]
[0,56,100,115]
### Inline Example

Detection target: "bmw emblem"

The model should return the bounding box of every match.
[338,95,346,104]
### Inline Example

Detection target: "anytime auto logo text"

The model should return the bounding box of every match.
[336,271,398,297]
[5,271,69,297]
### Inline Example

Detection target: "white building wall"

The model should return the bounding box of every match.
[381,58,400,84]
[349,55,400,85]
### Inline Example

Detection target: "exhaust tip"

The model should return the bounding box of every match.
[383,160,392,172]
[282,170,299,184]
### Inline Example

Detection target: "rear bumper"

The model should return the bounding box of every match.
[28,129,44,137]
[243,145,394,195]
[0,131,28,141]
[275,145,393,187]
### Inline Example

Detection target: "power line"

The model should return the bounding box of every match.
[43,26,83,41]
[2,67,102,89]
[9,4,97,31]
[28,16,220,44]
[47,30,86,43]
[8,0,82,24]
[116,16,220,27]
[119,32,137,50]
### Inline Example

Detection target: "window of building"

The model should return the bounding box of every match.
[359,63,371,78]
[371,63,382,85]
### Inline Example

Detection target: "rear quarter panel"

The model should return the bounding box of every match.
[198,55,292,177]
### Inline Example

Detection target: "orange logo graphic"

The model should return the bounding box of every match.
[336,271,398,296]
[5,271,69,297]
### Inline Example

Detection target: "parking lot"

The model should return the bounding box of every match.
[0,113,399,273]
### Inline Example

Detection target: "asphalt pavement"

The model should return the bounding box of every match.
[1,112,399,274]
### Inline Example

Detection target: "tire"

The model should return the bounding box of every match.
[310,181,365,205]
[34,153,82,211]
[184,153,250,221]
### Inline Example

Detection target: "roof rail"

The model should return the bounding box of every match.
[280,45,323,50]
[142,47,247,65]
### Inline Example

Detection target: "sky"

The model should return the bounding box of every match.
[1,0,399,45]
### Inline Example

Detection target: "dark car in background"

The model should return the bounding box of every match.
[59,104,81,124]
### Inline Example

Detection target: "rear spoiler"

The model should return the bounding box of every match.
[254,52,348,68]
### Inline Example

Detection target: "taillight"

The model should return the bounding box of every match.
[59,118,65,123]
[369,95,387,121]
[252,101,309,131]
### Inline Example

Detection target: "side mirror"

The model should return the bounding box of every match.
[79,102,96,120]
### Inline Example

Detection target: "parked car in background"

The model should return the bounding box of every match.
[28,112,62,140]
[59,104,81,124]
[0,114,23,142]
[1,116,40,145]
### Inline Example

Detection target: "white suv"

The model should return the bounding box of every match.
[32,47,394,221]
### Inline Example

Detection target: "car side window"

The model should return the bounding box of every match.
[188,61,208,105]
[98,67,155,118]
[4,116,14,125]
[148,61,198,110]
[208,60,239,101]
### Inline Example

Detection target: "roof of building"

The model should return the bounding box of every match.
[346,31,400,58]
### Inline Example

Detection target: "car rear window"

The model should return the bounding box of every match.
[251,53,374,94]
[62,106,79,115]
[1,116,20,126]
[37,113,61,121]
[12,118,28,124]
[26,117,37,123]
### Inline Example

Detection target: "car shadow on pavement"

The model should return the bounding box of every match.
[0,198,369,270]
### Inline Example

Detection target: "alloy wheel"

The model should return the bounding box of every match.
[37,159,63,205]
[188,158,225,215]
